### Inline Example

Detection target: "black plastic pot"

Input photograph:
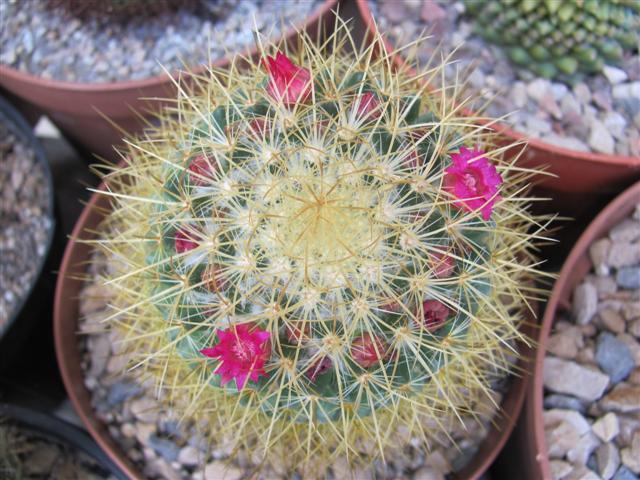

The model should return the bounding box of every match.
[0,403,127,479]
[0,95,56,370]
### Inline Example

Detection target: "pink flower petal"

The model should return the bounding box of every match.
[443,146,503,220]
[263,52,312,106]
[174,228,199,254]
[201,324,271,391]
[355,91,381,119]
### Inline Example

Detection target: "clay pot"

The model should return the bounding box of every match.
[522,180,640,480]
[353,0,640,215]
[0,1,337,162]
[55,179,537,479]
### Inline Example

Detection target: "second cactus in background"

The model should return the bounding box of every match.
[466,0,640,82]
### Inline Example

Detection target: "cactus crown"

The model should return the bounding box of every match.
[465,0,640,81]
[93,21,547,475]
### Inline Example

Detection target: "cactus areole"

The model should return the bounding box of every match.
[92,25,545,474]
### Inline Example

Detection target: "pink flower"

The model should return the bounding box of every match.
[429,250,455,278]
[351,333,388,368]
[174,228,198,254]
[443,146,503,221]
[201,323,271,391]
[248,117,269,138]
[263,52,312,106]
[306,356,332,382]
[355,92,380,119]
[188,154,216,186]
[418,300,451,332]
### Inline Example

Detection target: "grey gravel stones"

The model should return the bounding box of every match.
[0,119,53,330]
[617,267,640,290]
[545,395,588,415]
[544,357,610,402]
[371,0,640,157]
[593,413,621,443]
[542,205,640,479]
[612,466,639,480]
[596,442,620,480]
[590,239,613,276]
[0,0,322,83]
[601,385,640,414]
[596,333,634,384]
[620,432,640,474]
[573,282,599,325]
[148,435,180,463]
[107,379,143,406]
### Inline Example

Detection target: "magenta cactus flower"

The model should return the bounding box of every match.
[444,146,503,220]
[263,52,312,106]
[201,323,271,390]
[306,357,332,382]
[188,154,216,186]
[420,300,451,332]
[174,228,198,254]
[351,333,388,368]
[355,91,381,119]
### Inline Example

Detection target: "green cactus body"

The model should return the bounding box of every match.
[94,24,547,475]
[466,0,640,81]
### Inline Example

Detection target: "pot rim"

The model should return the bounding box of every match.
[0,94,56,340]
[532,179,640,478]
[0,0,337,93]
[354,0,639,168]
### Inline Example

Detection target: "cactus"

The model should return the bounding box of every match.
[90,21,549,476]
[465,0,640,81]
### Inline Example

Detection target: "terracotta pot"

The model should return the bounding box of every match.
[524,180,640,480]
[55,179,537,479]
[353,0,640,200]
[0,1,337,162]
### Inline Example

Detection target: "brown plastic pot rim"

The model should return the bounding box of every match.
[532,179,640,477]
[354,0,639,168]
[0,0,337,93]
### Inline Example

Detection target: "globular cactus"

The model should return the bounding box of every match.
[465,0,640,81]
[93,21,548,476]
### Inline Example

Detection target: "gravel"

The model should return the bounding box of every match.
[0,117,53,331]
[542,205,640,479]
[595,333,634,384]
[370,0,640,157]
[0,0,324,83]
[78,247,516,479]
[0,419,114,479]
